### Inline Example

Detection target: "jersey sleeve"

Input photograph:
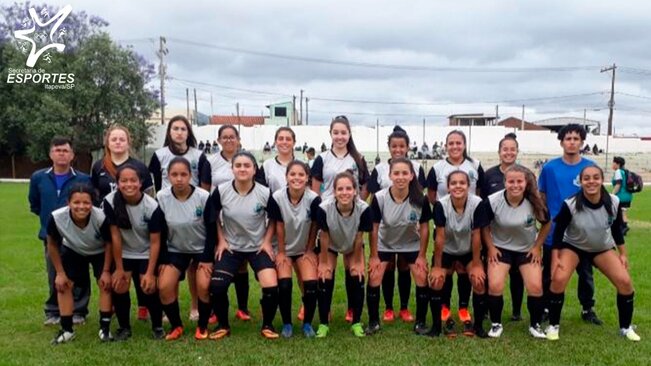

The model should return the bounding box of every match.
[139,162,154,193]
[255,166,268,187]
[426,167,438,191]
[358,206,373,232]
[148,207,164,233]
[99,217,112,242]
[367,168,380,194]
[210,188,222,214]
[46,214,62,245]
[433,201,446,227]
[552,202,572,246]
[370,196,382,223]
[267,195,283,222]
[611,203,625,245]
[613,169,624,184]
[102,199,116,225]
[472,200,489,229]
[310,197,322,221]
[148,153,162,192]
[310,156,324,182]
[419,200,432,223]
[417,166,427,189]
[198,153,212,187]
[484,199,495,222]
[358,157,370,186]
[316,206,329,231]
[476,164,485,196]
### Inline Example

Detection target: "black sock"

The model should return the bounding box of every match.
[527,295,543,327]
[234,271,250,312]
[548,291,565,326]
[415,286,429,323]
[367,285,381,323]
[99,311,112,332]
[617,292,635,329]
[212,290,230,329]
[261,286,279,328]
[345,270,354,310]
[145,292,163,329]
[443,275,453,309]
[302,280,318,325]
[472,292,487,329]
[398,269,411,310]
[351,276,365,324]
[318,279,334,325]
[381,268,395,310]
[61,315,73,332]
[198,299,211,329]
[278,278,293,325]
[133,272,146,308]
[162,300,182,329]
[510,268,524,316]
[113,292,131,330]
[457,274,471,309]
[430,289,442,332]
[488,295,504,324]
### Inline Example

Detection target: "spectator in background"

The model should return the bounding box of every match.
[306,147,316,168]
[611,157,632,236]
[320,142,328,153]
[302,142,309,154]
[263,141,272,154]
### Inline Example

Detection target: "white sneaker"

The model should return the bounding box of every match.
[545,325,559,341]
[620,326,641,342]
[44,316,60,326]
[189,309,199,322]
[529,324,546,339]
[51,330,75,345]
[488,323,503,338]
[72,315,86,325]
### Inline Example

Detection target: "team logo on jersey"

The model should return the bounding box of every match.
[525,215,535,227]
[195,206,203,217]
[408,210,418,223]
[254,203,264,214]
[468,171,476,181]
[191,160,198,169]
[142,214,150,224]
[607,215,614,226]
[352,162,358,173]
[306,208,311,219]
[94,230,101,240]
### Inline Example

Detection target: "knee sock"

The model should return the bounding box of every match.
[145,292,163,329]
[381,269,395,310]
[351,276,365,324]
[430,289,442,332]
[457,274,471,309]
[113,292,131,330]
[234,271,250,312]
[367,285,381,323]
[548,291,565,326]
[472,292,487,329]
[345,270,354,310]
[398,269,412,310]
[261,286,279,328]
[617,292,635,329]
[415,286,429,323]
[278,278,293,325]
[99,311,112,332]
[527,295,543,327]
[302,280,318,325]
[443,275,453,309]
[61,315,73,332]
[212,290,230,329]
[488,295,504,324]
[317,279,334,325]
[162,300,182,329]
[197,299,211,329]
[510,269,524,316]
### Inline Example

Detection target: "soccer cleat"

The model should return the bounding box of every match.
[620,327,641,342]
[208,314,218,325]
[165,326,183,341]
[462,320,475,337]
[511,314,523,322]
[261,326,280,339]
[209,327,231,340]
[162,314,169,324]
[458,308,471,323]
[281,324,293,338]
[441,305,451,321]
[194,327,208,340]
[443,318,456,338]
[414,321,429,336]
[474,326,489,339]
[72,315,86,325]
[315,324,330,338]
[152,327,165,340]
[541,309,549,323]
[98,328,113,342]
[302,323,316,338]
[545,325,560,341]
[399,309,415,322]
[235,309,252,321]
[529,324,546,339]
[51,330,75,345]
[137,306,149,321]
[581,309,603,325]
[297,305,305,321]
[351,322,365,337]
[189,309,199,322]
[427,327,441,338]
[345,309,353,323]
[365,321,381,335]
[44,316,60,326]
[383,309,395,322]
[114,327,132,341]
[488,323,503,338]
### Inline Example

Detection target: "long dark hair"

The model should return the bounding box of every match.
[333,171,358,192]
[446,130,473,163]
[446,170,470,187]
[574,165,614,216]
[330,116,369,178]
[388,125,410,156]
[504,165,548,222]
[113,164,142,230]
[389,157,423,208]
[286,160,310,177]
[68,183,96,202]
[164,115,197,154]
[232,151,259,173]
[275,126,296,142]
[498,132,518,150]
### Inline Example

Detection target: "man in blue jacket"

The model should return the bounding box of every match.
[29,136,92,325]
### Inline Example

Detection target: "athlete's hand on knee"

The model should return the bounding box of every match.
[258,241,275,261]
[415,255,428,274]
[303,250,318,267]
[99,270,112,291]
[350,262,364,281]
[275,251,289,270]
[527,246,542,265]
[318,263,332,281]
[619,254,629,270]
[216,240,231,261]
[469,261,485,284]
[488,246,501,264]
[198,262,213,277]
[55,272,72,292]
[141,273,156,294]
[430,267,446,288]
[368,255,381,275]
[112,269,128,291]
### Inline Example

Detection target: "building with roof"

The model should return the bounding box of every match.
[532,116,600,134]
[498,117,549,131]
[210,115,266,126]
[448,113,497,126]
[265,101,298,126]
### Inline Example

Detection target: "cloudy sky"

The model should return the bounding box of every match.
[32,1,651,134]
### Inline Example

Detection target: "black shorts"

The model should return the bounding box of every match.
[379,251,420,265]
[166,252,202,281]
[123,258,152,275]
[440,252,473,269]
[497,247,532,267]
[620,201,631,209]
[61,246,105,286]
[214,250,275,275]
[552,242,611,264]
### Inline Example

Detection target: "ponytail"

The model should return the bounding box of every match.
[504,165,547,222]
[574,165,613,216]
[113,164,142,230]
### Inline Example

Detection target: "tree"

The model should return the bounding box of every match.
[0,2,158,162]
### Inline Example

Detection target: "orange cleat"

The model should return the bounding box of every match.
[194,327,208,340]
[345,309,353,323]
[458,308,472,323]
[208,314,218,325]
[236,309,251,321]
[137,306,149,321]
[209,327,231,340]
[165,326,183,341]
[297,305,305,321]
[383,309,395,322]
[261,326,279,339]
[441,305,451,322]
[399,309,414,322]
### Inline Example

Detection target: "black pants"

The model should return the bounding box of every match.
[44,244,90,317]
[543,245,595,310]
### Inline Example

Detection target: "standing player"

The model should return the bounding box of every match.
[267,161,321,338]
[104,165,165,340]
[368,126,427,323]
[257,127,296,193]
[430,171,488,338]
[483,165,550,338]
[208,152,279,339]
[366,158,431,335]
[611,157,632,235]
[538,124,601,324]
[311,115,370,322]
[47,184,114,344]
[315,172,372,338]
[546,166,639,341]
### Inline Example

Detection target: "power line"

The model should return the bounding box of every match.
[616,91,651,100]
[168,76,292,97]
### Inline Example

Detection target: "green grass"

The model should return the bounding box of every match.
[0,182,648,365]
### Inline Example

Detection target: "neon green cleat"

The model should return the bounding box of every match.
[315,324,330,338]
[545,325,559,341]
[351,323,365,337]
[621,327,641,342]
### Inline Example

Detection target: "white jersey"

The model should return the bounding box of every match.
[208,152,234,191]
[426,158,483,199]
[157,187,212,254]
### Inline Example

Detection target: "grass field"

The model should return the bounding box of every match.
[0,182,649,365]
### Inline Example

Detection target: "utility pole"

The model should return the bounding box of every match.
[292,95,296,126]
[186,88,190,119]
[158,36,168,125]
[236,102,240,132]
[300,89,304,125]
[422,118,426,146]
[210,93,214,117]
[495,105,499,124]
[193,88,198,125]
[521,105,525,131]
[305,97,309,125]
[601,63,617,173]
